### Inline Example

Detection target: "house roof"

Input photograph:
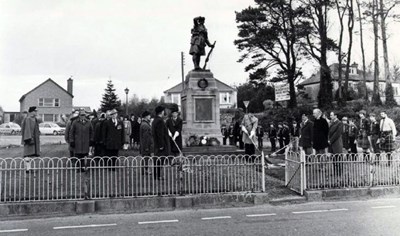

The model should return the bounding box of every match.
[164,78,236,93]
[299,64,385,86]
[19,78,73,102]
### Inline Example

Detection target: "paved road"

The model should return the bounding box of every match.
[1,198,400,235]
[0,135,65,147]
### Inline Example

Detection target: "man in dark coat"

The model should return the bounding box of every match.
[140,111,153,174]
[282,122,290,146]
[102,109,124,168]
[69,110,94,171]
[299,114,313,155]
[65,109,79,157]
[328,111,343,176]
[21,106,40,172]
[228,124,235,145]
[348,118,358,159]
[357,110,371,156]
[277,123,284,154]
[166,107,183,156]
[221,125,228,145]
[256,125,264,148]
[369,113,380,154]
[312,109,329,154]
[152,106,170,179]
[268,123,277,152]
[94,113,106,157]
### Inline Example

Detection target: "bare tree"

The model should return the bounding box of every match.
[356,0,368,100]
[372,0,382,105]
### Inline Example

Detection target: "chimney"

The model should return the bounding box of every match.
[67,78,73,95]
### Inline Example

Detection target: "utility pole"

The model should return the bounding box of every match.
[181,52,185,91]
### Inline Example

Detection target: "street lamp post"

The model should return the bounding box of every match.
[124,87,129,116]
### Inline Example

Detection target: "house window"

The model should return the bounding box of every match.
[220,92,231,104]
[171,93,181,105]
[38,98,60,107]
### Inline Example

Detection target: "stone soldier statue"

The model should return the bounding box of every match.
[189,16,214,70]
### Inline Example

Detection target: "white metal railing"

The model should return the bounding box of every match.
[0,155,265,203]
[285,151,400,192]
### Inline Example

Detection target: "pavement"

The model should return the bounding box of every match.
[1,198,400,235]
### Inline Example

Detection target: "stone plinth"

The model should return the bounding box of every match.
[181,70,223,146]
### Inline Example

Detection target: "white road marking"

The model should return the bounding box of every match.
[53,223,117,230]
[0,229,28,233]
[371,205,396,209]
[292,208,348,214]
[201,216,232,220]
[246,213,277,217]
[138,220,179,225]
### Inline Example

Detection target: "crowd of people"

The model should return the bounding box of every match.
[220,109,397,163]
[20,105,183,178]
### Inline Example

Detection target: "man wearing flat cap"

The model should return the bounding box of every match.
[166,107,183,156]
[102,109,124,168]
[152,106,170,179]
[21,106,40,171]
[140,111,153,174]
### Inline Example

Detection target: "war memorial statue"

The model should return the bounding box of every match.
[189,16,215,70]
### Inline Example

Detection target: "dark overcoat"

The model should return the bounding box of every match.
[140,119,153,156]
[328,119,343,154]
[166,117,183,154]
[21,116,40,157]
[65,116,78,152]
[299,120,313,148]
[102,119,124,151]
[312,118,329,150]
[152,116,170,156]
[69,118,94,155]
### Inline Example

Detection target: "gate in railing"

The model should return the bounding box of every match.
[285,151,400,194]
[285,149,305,195]
[0,155,265,203]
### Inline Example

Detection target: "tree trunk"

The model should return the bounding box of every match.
[379,0,390,86]
[344,0,354,103]
[356,0,368,100]
[372,0,381,105]
[317,3,333,108]
[335,0,346,104]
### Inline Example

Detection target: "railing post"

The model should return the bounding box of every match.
[84,157,89,200]
[300,150,306,195]
[285,148,289,186]
[261,152,265,192]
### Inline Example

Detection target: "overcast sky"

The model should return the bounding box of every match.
[1,0,399,111]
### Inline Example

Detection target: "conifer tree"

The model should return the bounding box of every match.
[100,80,122,112]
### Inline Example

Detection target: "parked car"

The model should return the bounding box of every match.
[0,122,21,135]
[39,122,65,135]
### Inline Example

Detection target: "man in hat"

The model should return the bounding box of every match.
[379,111,397,165]
[69,110,94,171]
[94,113,107,157]
[102,109,124,169]
[328,111,343,177]
[21,106,40,171]
[357,110,371,157]
[65,109,80,157]
[140,111,153,174]
[152,106,170,179]
[166,107,183,156]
